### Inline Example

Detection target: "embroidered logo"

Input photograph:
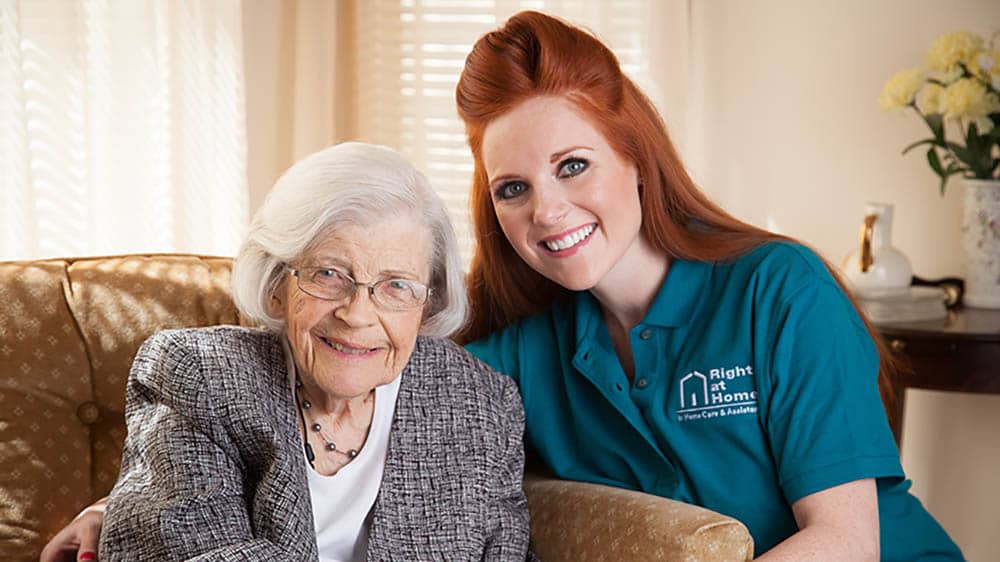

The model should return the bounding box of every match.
[676,365,758,422]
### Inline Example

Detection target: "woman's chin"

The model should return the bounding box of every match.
[311,363,392,399]
[316,380,379,401]
[535,264,602,293]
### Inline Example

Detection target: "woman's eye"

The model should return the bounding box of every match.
[386,279,412,291]
[314,268,348,284]
[495,181,528,200]
[558,158,588,178]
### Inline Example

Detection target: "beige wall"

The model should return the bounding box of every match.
[686,1,1000,560]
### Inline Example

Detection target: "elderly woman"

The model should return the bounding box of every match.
[68,142,532,561]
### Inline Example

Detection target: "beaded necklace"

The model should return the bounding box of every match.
[294,377,364,468]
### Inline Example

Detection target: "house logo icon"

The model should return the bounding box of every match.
[679,371,708,408]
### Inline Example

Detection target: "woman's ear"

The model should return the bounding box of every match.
[268,281,287,319]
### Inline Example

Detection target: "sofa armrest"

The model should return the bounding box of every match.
[523,475,753,561]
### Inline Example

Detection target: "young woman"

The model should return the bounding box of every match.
[454,10,962,561]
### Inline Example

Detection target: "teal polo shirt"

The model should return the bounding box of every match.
[466,242,962,560]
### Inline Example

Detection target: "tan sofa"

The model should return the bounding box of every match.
[0,254,753,561]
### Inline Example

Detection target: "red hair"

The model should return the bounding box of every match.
[455,11,898,409]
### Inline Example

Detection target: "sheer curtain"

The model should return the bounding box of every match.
[0,0,247,261]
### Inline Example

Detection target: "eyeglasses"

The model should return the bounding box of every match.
[285,266,431,311]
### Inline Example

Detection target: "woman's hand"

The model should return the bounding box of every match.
[39,498,107,562]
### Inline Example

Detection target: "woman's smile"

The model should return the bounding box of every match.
[539,223,597,255]
[315,334,381,358]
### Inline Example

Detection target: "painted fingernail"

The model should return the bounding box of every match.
[79,552,96,561]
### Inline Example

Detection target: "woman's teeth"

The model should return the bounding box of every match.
[320,337,371,355]
[544,224,595,251]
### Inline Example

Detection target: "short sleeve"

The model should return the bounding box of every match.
[763,280,903,504]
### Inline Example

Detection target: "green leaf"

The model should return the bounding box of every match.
[963,122,994,177]
[966,121,981,148]
[929,158,965,196]
[927,147,944,175]
[901,138,939,155]
[948,142,971,164]
[922,113,945,142]
[990,112,1000,135]
[938,175,948,196]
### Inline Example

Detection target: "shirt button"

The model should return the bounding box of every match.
[639,329,653,340]
[636,378,648,389]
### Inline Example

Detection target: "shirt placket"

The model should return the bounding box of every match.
[573,335,679,496]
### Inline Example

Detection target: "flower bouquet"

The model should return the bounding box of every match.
[879,31,1000,194]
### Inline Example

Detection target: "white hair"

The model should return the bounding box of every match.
[231,142,468,337]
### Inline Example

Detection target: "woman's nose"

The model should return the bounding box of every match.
[531,184,569,227]
[333,287,379,326]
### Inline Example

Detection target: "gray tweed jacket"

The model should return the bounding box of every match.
[99,326,533,561]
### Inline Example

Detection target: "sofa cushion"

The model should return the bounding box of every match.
[0,255,241,560]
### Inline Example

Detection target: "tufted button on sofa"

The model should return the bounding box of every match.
[0,254,752,561]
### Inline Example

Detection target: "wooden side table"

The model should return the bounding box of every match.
[877,307,1000,445]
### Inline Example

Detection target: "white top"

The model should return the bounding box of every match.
[283,342,401,562]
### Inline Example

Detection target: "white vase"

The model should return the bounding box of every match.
[961,178,1000,309]
[841,202,913,297]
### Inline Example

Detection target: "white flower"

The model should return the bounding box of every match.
[940,78,1000,121]
[978,53,995,72]
[927,31,984,72]
[934,67,964,84]
[918,83,944,114]
[878,68,925,109]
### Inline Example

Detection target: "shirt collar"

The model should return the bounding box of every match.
[573,258,711,344]
[642,258,711,328]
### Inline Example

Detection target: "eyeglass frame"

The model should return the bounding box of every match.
[283,265,432,311]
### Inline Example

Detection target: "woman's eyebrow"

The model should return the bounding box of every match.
[378,268,421,279]
[488,173,520,188]
[304,255,348,268]
[307,258,420,280]
[550,145,593,163]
